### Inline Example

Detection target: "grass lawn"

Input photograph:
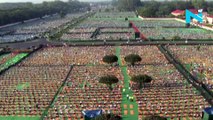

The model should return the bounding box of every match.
[16,82,30,90]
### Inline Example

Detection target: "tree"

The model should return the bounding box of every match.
[92,113,122,120]
[117,0,141,11]
[99,75,119,90]
[192,0,205,9]
[131,74,152,89]
[59,10,66,18]
[144,115,166,120]
[102,55,118,65]
[124,54,141,66]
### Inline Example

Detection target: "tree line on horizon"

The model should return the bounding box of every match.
[113,0,213,17]
[0,0,90,26]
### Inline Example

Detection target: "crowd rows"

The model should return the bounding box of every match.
[120,46,169,65]
[134,20,185,28]
[92,12,136,18]
[59,12,138,41]
[140,28,213,40]
[76,20,129,28]
[0,34,37,43]
[45,66,123,119]
[168,45,213,90]
[20,46,116,66]
[100,28,134,33]
[61,33,93,41]
[0,45,211,120]
[68,28,96,33]
[0,66,70,116]
[0,13,85,43]
[128,65,211,119]
[96,33,135,40]
[21,46,169,66]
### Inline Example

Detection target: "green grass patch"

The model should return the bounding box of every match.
[0,53,28,72]
[16,82,30,90]
[0,116,40,120]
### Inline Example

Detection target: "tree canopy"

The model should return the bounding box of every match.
[102,55,118,65]
[131,74,152,89]
[0,1,90,26]
[99,75,119,90]
[124,54,141,66]
[114,0,213,17]
[117,0,141,11]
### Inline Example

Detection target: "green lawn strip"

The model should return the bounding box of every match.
[116,46,138,120]
[0,53,28,72]
[0,116,40,120]
[16,82,30,90]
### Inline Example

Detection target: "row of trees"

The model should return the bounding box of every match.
[103,54,141,66]
[99,74,152,91]
[113,0,213,17]
[0,0,90,26]
[101,54,152,90]
[97,55,165,120]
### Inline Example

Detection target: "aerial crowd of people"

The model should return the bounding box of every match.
[0,11,212,120]
[0,13,85,43]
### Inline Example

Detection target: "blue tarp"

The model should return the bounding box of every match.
[82,109,103,118]
[204,107,213,115]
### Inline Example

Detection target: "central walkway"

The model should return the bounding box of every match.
[116,46,138,120]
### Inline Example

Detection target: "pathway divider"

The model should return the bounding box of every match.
[116,46,138,120]
[40,65,73,120]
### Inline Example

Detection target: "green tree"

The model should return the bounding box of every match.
[131,74,152,89]
[124,54,141,66]
[192,0,205,9]
[102,55,118,65]
[59,10,66,18]
[99,75,119,91]
[117,0,141,11]
[0,1,90,26]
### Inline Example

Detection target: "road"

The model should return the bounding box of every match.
[0,39,213,50]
